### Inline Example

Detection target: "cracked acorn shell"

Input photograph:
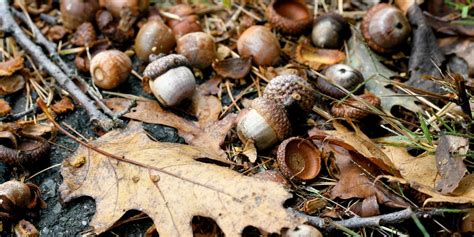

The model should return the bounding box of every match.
[277,137,321,181]
[143,54,196,107]
[266,0,312,35]
[263,74,316,114]
[316,64,364,99]
[237,26,281,66]
[236,97,291,150]
[90,50,132,90]
[361,3,411,53]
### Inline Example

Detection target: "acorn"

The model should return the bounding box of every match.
[277,137,321,181]
[266,0,312,35]
[166,4,202,38]
[237,26,281,66]
[361,3,411,53]
[316,64,364,98]
[331,93,381,119]
[134,20,176,62]
[89,50,132,90]
[236,97,291,150]
[263,74,316,114]
[311,13,350,49]
[284,224,323,237]
[176,32,216,69]
[60,0,99,30]
[143,54,196,107]
[99,0,149,18]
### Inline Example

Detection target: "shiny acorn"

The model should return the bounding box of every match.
[236,97,291,150]
[143,54,196,107]
[311,13,350,49]
[237,26,281,66]
[60,0,99,30]
[361,3,411,53]
[135,20,176,62]
[90,50,132,90]
[316,64,364,98]
[176,32,216,69]
[266,0,312,35]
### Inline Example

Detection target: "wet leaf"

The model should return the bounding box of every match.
[0,56,24,76]
[0,98,12,116]
[50,97,75,114]
[295,41,345,71]
[435,134,468,194]
[348,32,422,115]
[59,122,304,235]
[212,57,252,79]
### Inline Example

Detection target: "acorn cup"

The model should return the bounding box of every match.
[277,137,321,182]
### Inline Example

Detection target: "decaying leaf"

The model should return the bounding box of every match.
[0,56,24,76]
[59,122,304,235]
[295,41,345,71]
[348,32,422,115]
[50,97,75,114]
[439,37,474,77]
[106,82,236,161]
[0,73,26,95]
[435,134,468,194]
[0,98,12,116]
[212,57,252,79]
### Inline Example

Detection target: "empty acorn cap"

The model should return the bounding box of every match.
[277,137,321,181]
[266,0,312,35]
[263,74,316,114]
[143,54,190,79]
[236,97,291,149]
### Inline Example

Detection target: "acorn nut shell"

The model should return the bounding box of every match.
[176,32,216,69]
[60,0,99,30]
[90,50,132,90]
[135,20,176,62]
[277,137,321,181]
[143,54,196,107]
[266,0,312,35]
[311,13,350,49]
[236,97,291,150]
[361,3,411,53]
[237,26,281,66]
[316,64,364,99]
[263,74,316,114]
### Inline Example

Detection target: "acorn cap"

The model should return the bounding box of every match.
[251,97,291,141]
[143,54,190,79]
[361,3,411,53]
[277,137,321,181]
[263,74,316,113]
[331,93,381,119]
[266,0,312,35]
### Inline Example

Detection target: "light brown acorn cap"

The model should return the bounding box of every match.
[266,0,313,35]
[143,54,190,79]
[251,97,291,141]
[263,74,316,113]
[277,137,321,181]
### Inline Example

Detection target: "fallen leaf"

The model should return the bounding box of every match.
[348,32,422,115]
[435,134,468,194]
[46,25,67,41]
[106,82,236,161]
[439,37,474,77]
[0,98,11,116]
[50,97,75,114]
[241,139,257,163]
[295,41,345,71]
[59,122,304,235]
[0,73,25,95]
[0,56,24,76]
[212,57,252,79]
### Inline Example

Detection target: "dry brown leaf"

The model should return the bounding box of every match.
[295,41,345,71]
[0,73,25,95]
[59,122,303,235]
[106,82,236,161]
[0,56,24,76]
[212,57,252,79]
[435,134,468,194]
[50,97,75,114]
[439,37,474,77]
[0,98,11,116]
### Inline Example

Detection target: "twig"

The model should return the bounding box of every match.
[291,208,448,231]
[0,106,36,122]
[0,0,116,131]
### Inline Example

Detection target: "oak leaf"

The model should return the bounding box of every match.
[59,122,303,236]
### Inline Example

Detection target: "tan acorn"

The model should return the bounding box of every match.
[90,50,132,90]
[237,26,281,66]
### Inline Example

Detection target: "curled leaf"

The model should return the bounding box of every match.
[0,73,26,95]
[50,97,75,114]
[295,41,345,71]
[212,57,252,79]
[0,56,24,76]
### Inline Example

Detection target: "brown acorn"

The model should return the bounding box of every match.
[266,0,312,35]
[361,3,411,53]
[134,20,176,62]
[237,26,281,66]
[176,32,216,69]
[277,137,321,181]
[166,4,202,38]
[236,97,291,150]
[263,74,316,114]
[90,50,132,90]
[311,13,350,49]
[316,64,364,99]
[60,0,99,30]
